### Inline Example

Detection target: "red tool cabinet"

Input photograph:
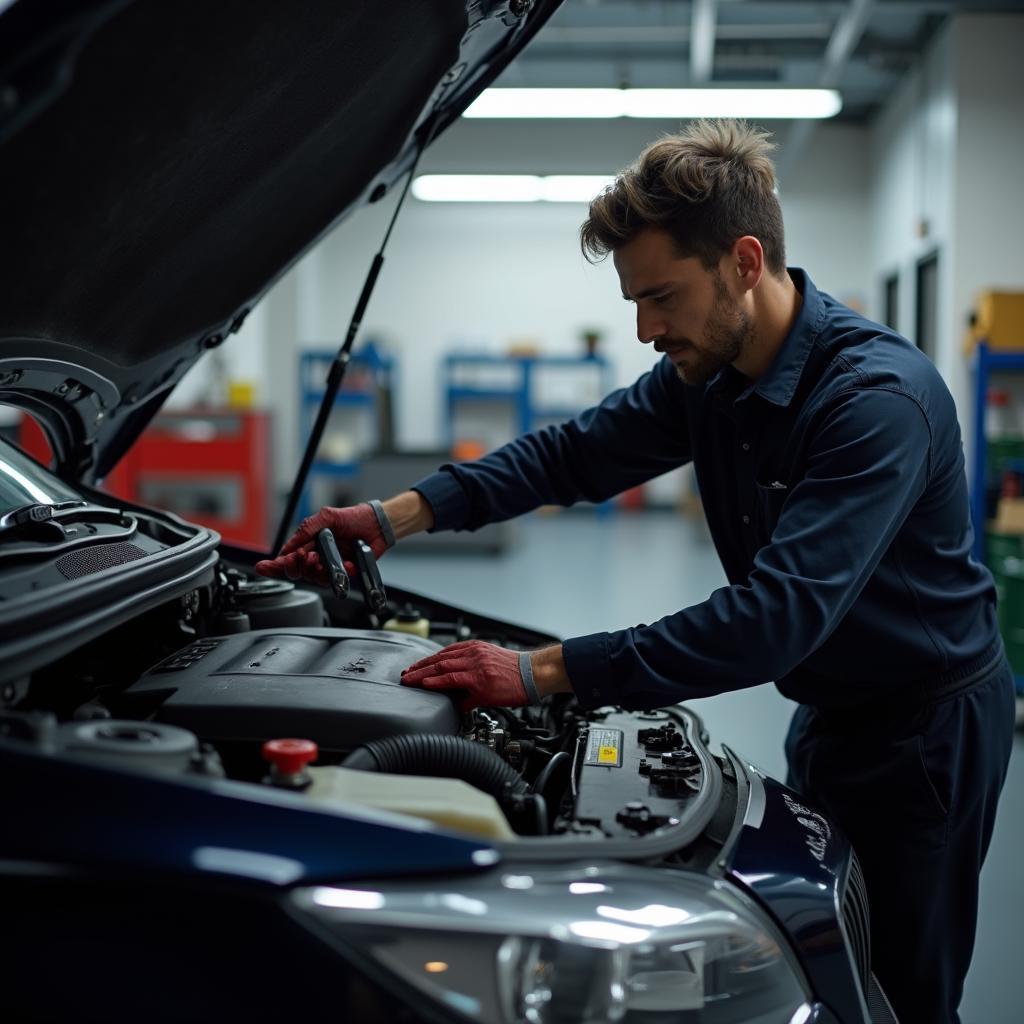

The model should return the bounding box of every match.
[18,409,270,549]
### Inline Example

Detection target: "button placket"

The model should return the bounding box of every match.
[739,432,754,525]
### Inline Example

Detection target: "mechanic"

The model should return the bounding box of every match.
[257,120,1014,1024]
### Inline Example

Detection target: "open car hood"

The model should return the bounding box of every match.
[0,0,559,483]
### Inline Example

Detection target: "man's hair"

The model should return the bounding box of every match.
[580,119,786,276]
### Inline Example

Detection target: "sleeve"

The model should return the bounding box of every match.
[562,386,933,710]
[412,355,692,532]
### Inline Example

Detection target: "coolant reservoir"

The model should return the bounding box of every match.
[382,604,430,638]
[305,765,515,840]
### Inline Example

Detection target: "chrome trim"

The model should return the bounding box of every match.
[834,853,873,1024]
[742,759,768,830]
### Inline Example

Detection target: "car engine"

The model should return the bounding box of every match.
[7,556,717,847]
[121,629,459,760]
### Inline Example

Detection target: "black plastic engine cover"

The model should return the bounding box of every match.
[123,628,456,754]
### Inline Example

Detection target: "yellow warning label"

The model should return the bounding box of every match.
[584,728,623,767]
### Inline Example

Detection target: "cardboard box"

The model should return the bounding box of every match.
[968,291,1024,353]
[993,497,1024,534]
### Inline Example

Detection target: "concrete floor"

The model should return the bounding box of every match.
[384,509,1023,1024]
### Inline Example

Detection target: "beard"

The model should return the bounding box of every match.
[672,272,752,386]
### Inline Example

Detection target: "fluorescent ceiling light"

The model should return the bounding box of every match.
[464,87,842,120]
[541,175,616,202]
[412,174,615,203]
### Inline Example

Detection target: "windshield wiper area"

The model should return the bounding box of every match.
[0,501,130,544]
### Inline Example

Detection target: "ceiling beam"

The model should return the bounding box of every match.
[819,0,876,87]
[690,0,719,82]
[528,23,833,46]
[777,0,875,181]
[714,0,947,11]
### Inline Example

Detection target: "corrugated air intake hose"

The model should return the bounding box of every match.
[342,734,528,802]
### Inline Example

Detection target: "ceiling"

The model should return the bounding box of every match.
[502,0,1024,122]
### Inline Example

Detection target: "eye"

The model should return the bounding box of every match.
[652,291,674,306]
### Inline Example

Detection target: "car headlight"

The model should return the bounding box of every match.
[291,863,812,1023]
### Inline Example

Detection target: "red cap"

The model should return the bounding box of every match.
[262,738,318,775]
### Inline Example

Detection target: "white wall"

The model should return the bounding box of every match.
[242,117,871,492]
[951,15,1024,427]
[777,123,871,310]
[867,21,957,344]
[167,301,269,409]
[867,13,1024,440]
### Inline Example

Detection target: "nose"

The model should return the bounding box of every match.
[636,307,666,345]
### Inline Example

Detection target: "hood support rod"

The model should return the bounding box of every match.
[271,121,436,555]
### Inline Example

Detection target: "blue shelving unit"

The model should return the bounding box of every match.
[298,346,394,520]
[969,342,1024,561]
[443,352,615,515]
[969,341,1024,698]
[443,353,612,444]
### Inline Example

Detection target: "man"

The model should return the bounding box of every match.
[258,120,1014,1023]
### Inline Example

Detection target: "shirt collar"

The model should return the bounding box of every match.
[707,267,824,408]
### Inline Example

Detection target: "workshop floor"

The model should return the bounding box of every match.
[384,509,1024,1024]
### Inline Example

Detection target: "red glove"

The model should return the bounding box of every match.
[400,640,538,713]
[255,503,393,586]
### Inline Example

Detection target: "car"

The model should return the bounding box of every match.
[0,2,897,1021]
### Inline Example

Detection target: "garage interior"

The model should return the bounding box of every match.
[3,2,1024,1021]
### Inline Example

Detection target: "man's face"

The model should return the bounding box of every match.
[614,228,752,386]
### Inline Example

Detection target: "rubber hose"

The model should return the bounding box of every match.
[531,750,571,798]
[532,793,549,836]
[342,734,528,801]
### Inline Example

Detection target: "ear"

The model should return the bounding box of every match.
[731,236,764,293]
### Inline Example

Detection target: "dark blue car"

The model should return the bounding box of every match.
[0,2,897,1021]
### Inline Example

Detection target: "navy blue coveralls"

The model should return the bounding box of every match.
[413,270,1015,1023]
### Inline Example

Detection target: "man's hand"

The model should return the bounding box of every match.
[255,491,433,587]
[400,640,572,712]
[401,640,530,713]
[256,503,391,585]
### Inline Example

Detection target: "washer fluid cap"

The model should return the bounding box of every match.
[263,738,318,775]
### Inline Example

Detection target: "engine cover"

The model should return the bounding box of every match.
[123,628,457,754]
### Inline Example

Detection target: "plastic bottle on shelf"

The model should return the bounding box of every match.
[986,390,1019,524]
[987,388,1014,438]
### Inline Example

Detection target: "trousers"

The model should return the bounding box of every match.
[784,657,1015,1024]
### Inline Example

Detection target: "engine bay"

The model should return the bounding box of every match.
[3,551,719,848]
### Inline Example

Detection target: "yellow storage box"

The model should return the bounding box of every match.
[971,291,1024,352]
